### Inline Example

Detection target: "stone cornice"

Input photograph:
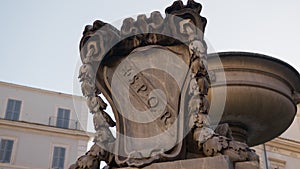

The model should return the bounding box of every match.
[0,118,90,141]
[0,81,85,100]
[0,163,29,169]
[263,137,300,158]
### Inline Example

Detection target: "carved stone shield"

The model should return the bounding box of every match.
[76,1,211,167]
[102,45,190,166]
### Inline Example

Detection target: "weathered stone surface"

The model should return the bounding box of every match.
[70,0,300,168]
[115,155,233,169]
[208,52,300,146]
[235,161,259,169]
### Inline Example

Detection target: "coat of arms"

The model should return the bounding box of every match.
[70,1,259,168]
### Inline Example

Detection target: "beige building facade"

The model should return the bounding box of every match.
[0,81,90,169]
[1,81,299,169]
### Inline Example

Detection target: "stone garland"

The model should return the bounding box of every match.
[186,37,258,162]
[69,61,115,169]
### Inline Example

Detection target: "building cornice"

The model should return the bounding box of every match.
[0,81,85,100]
[0,163,29,169]
[0,118,90,141]
[264,137,300,158]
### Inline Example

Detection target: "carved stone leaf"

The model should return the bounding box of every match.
[188,95,200,114]
[193,127,214,144]
[214,123,232,138]
[79,64,95,82]
[194,114,211,128]
[218,136,229,149]
[190,59,201,75]
[228,140,248,151]
[202,136,222,156]
[199,96,210,114]
[224,140,259,162]
[86,144,105,158]
[121,18,138,36]
[81,81,96,97]
[223,149,247,162]
[87,96,107,113]
[93,111,115,129]
[94,127,115,143]
[189,40,206,56]
[188,78,200,96]
[197,77,209,95]
[76,155,99,169]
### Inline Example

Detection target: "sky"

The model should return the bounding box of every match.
[0,0,299,95]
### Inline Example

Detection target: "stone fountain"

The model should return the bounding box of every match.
[70,1,300,169]
[208,52,300,146]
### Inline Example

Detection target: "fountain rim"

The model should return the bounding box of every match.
[208,51,300,77]
[207,51,300,94]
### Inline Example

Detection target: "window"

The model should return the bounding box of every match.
[56,108,70,129]
[0,139,14,163]
[5,99,21,121]
[52,147,66,169]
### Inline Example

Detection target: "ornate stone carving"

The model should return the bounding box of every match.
[185,17,259,165]
[76,155,99,169]
[70,1,260,168]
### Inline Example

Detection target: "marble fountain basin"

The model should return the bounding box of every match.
[207,52,300,146]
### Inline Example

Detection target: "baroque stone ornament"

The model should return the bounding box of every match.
[69,1,273,169]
